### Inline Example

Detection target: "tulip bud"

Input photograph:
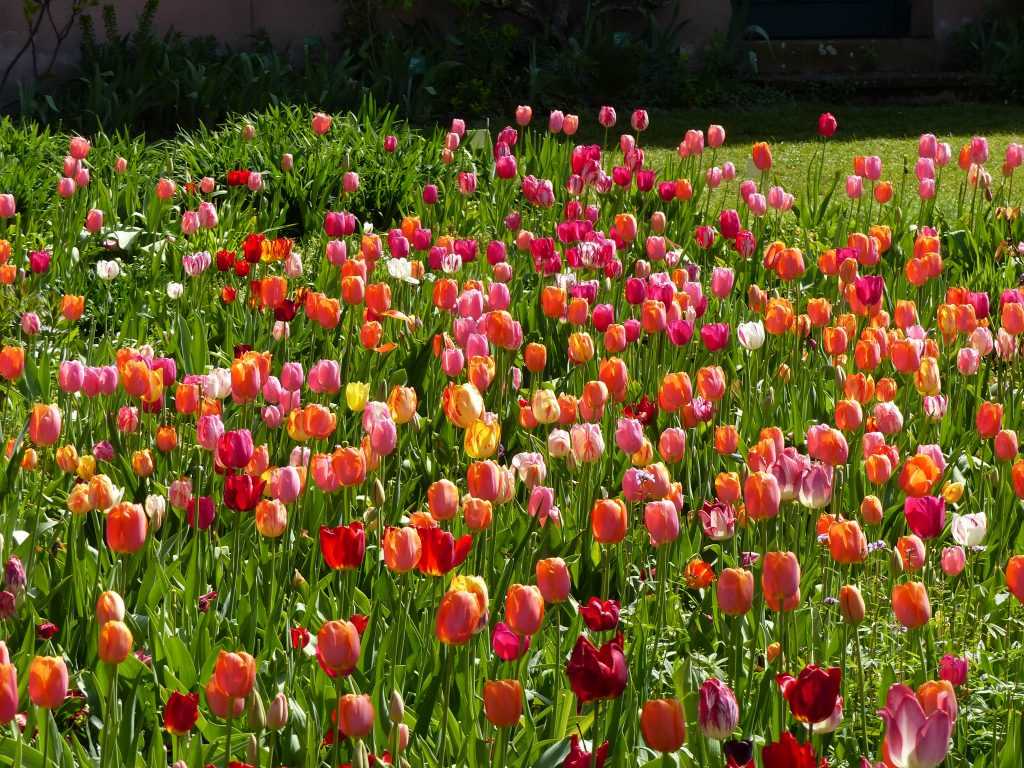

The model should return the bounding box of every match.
[172,762,187,768]
[292,569,307,589]
[246,734,258,764]
[389,690,405,724]
[373,477,386,508]
[246,689,266,731]
[838,585,865,624]
[268,692,289,730]
[890,547,905,574]
[766,642,781,665]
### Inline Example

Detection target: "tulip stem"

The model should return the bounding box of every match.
[224,713,233,768]
[551,603,562,739]
[495,727,509,768]
[102,664,119,767]
[591,700,603,768]
[39,708,50,768]
[854,627,868,755]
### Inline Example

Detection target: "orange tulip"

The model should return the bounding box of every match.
[0,346,24,381]
[29,656,68,709]
[976,401,1004,439]
[318,620,361,675]
[717,567,754,616]
[214,650,256,699]
[744,471,780,520]
[1006,555,1024,603]
[838,585,865,624]
[658,372,692,411]
[60,294,85,321]
[483,680,523,728]
[828,520,868,564]
[536,557,571,603]
[591,498,628,544]
[28,403,61,445]
[762,551,800,612]
[524,343,547,373]
[898,454,941,498]
[436,589,483,645]
[505,584,544,636]
[640,697,686,753]
[98,620,133,664]
[764,298,794,335]
[383,526,422,573]
[96,590,125,626]
[337,693,375,738]
[892,581,931,629]
[106,502,148,554]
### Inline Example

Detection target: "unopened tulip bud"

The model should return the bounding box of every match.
[246,689,266,731]
[292,570,307,589]
[777,364,791,382]
[242,123,256,141]
[838,585,865,624]
[246,734,258,764]
[388,690,405,723]
[373,478,386,508]
[890,547,905,574]
[766,642,781,665]
[281,153,294,171]
[353,742,369,768]
[268,692,289,730]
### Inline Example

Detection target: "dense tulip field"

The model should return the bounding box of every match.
[0,101,1023,768]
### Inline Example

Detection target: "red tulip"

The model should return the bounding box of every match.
[565,633,627,704]
[415,526,472,576]
[776,665,842,724]
[580,598,620,632]
[164,691,200,735]
[761,731,818,768]
[564,734,608,768]
[224,472,265,511]
[320,522,366,570]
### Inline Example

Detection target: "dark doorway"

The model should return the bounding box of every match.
[747,0,914,39]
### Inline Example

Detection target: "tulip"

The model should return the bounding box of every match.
[879,683,954,768]
[504,584,544,636]
[436,589,483,645]
[777,665,841,723]
[565,633,627,703]
[892,581,931,628]
[939,655,968,687]
[317,620,361,676]
[838,584,865,623]
[641,697,686,752]
[29,656,68,708]
[337,693,374,738]
[106,502,147,553]
[320,522,366,570]
[0,662,16,724]
[697,678,739,740]
[536,557,571,603]
[762,551,800,611]
[98,620,133,664]
[483,679,523,728]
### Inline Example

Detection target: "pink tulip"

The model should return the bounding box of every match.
[312,112,332,135]
[644,499,679,546]
[863,155,882,180]
[0,194,14,218]
[941,546,966,577]
[548,110,564,134]
[114,156,128,174]
[85,209,103,234]
[598,106,616,128]
[343,172,359,194]
[935,142,952,166]
[515,105,532,126]
[69,136,90,159]
[631,109,649,132]
[970,136,989,165]
[919,179,936,199]
[198,201,218,229]
[57,177,76,198]
[918,133,937,159]
[939,655,968,686]
[846,175,863,199]
[708,124,725,148]
[878,684,953,768]
[711,267,735,298]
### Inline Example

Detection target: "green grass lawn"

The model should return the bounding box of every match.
[565,102,1024,212]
